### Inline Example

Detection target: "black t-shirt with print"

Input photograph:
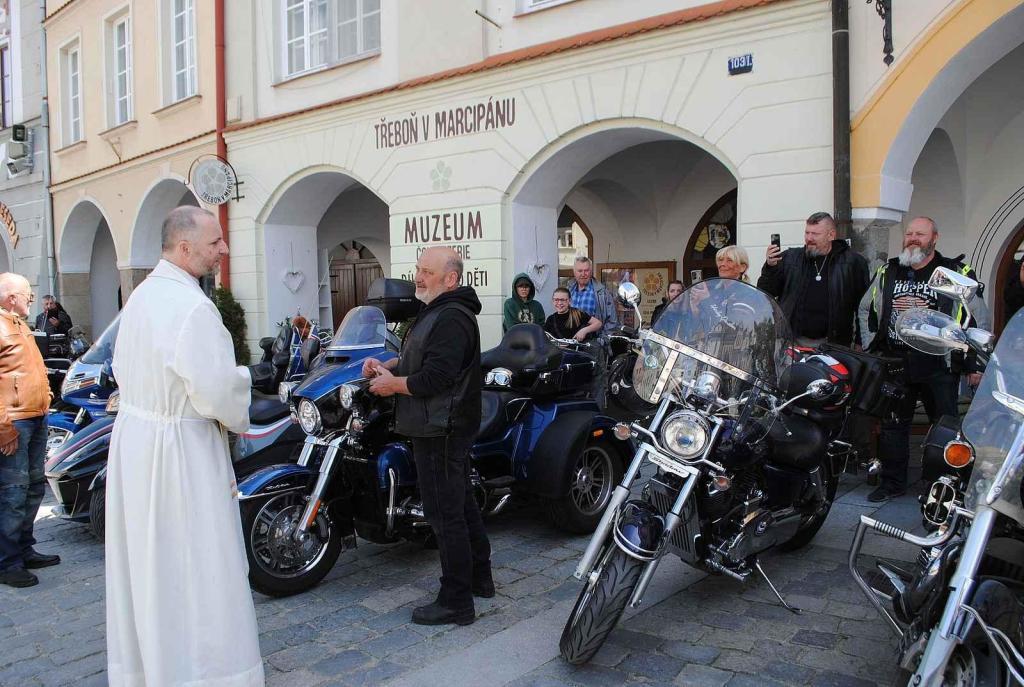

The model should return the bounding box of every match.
[885,260,946,377]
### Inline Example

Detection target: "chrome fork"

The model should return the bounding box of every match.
[294,435,344,537]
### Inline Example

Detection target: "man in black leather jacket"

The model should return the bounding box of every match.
[363,246,492,626]
[757,212,870,347]
[34,296,73,337]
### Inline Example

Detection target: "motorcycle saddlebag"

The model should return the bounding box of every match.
[818,344,905,419]
[365,278,423,323]
[921,414,964,483]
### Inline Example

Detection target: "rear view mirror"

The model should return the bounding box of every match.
[617,282,641,307]
[928,267,978,304]
[896,308,969,355]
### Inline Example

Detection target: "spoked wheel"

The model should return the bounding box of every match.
[549,438,623,534]
[778,461,839,552]
[241,492,344,597]
[560,546,644,665]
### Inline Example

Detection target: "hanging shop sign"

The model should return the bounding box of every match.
[0,202,19,249]
[389,205,502,296]
[374,96,518,150]
[188,155,244,205]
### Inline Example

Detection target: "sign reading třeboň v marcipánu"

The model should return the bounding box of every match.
[374,97,517,150]
[389,206,502,297]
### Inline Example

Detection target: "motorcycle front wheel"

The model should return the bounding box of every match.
[241,492,344,597]
[560,546,644,665]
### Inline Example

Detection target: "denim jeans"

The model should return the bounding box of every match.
[878,373,959,493]
[0,416,48,571]
[412,435,492,611]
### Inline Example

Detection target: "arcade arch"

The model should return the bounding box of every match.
[58,199,120,336]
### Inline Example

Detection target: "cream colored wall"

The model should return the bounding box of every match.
[226,0,747,124]
[226,0,833,349]
[45,0,217,185]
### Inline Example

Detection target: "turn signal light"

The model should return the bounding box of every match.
[944,440,974,469]
[613,423,632,441]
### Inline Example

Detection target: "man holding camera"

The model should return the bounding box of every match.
[34,295,73,337]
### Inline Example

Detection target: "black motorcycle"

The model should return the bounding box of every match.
[849,266,1024,686]
[559,278,900,664]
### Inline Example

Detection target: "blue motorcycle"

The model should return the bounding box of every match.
[237,278,633,597]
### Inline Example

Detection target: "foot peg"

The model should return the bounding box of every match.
[755,559,802,615]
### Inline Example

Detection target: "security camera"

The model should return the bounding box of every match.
[5,156,33,176]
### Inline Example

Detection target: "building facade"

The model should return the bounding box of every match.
[1,0,52,296]
[44,0,218,336]
[225,0,835,348]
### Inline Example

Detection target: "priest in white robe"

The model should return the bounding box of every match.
[105,206,264,687]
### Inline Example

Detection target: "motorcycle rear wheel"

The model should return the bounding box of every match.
[559,546,644,665]
[548,437,624,534]
[242,493,344,597]
[88,487,105,542]
[778,461,838,552]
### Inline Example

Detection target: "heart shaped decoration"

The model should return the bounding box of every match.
[283,270,306,293]
[527,263,550,290]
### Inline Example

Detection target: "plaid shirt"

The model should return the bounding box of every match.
[570,280,598,317]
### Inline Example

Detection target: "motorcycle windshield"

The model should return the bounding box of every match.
[962,311,1024,524]
[328,306,389,350]
[79,315,120,365]
[633,279,793,405]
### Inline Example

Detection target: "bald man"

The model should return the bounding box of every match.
[364,246,493,626]
[0,273,59,588]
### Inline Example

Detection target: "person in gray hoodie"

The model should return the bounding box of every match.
[502,273,546,333]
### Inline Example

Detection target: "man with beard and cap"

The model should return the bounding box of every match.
[859,216,991,502]
[502,273,545,332]
[758,211,870,348]
[363,246,493,626]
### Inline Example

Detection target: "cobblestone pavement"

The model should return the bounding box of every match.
[0,471,929,687]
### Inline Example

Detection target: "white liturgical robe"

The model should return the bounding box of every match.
[105,259,264,686]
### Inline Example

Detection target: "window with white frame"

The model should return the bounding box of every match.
[61,41,82,144]
[518,0,581,13]
[0,43,12,129]
[107,12,133,126]
[171,0,196,101]
[282,0,380,79]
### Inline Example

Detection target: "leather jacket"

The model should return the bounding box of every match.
[0,308,51,441]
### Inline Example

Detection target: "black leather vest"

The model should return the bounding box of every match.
[394,302,481,438]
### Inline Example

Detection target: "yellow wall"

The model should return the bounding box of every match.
[850,0,1023,208]
[45,0,217,187]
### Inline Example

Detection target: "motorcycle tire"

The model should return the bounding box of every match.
[89,487,106,542]
[548,436,624,534]
[241,494,344,597]
[560,546,643,665]
[778,461,839,552]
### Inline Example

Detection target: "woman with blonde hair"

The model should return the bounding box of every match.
[716,245,750,282]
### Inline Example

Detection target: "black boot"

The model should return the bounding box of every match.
[23,550,61,569]
[472,576,495,599]
[411,602,475,626]
[0,568,39,588]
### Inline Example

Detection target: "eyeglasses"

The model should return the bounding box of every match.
[12,292,34,303]
[552,298,570,303]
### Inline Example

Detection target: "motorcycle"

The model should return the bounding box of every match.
[849,266,1024,686]
[558,278,903,665]
[238,278,633,597]
[249,316,330,396]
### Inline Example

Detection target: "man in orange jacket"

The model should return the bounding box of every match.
[0,273,60,588]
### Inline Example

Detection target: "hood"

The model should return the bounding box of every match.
[423,286,482,315]
[511,273,536,302]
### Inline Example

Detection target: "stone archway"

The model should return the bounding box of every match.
[259,167,390,331]
[58,198,120,336]
[126,178,201,297]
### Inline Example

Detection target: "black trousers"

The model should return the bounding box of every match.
[412,435,491,611]
[878,372,959,492]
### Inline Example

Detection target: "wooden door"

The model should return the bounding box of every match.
[330,259,384,329]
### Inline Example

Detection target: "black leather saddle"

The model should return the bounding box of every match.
[481,324,562,373]
[478,390,524,441]
[249,393,291,426]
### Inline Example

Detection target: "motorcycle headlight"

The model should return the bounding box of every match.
[296,399,322,435]
[105,392,120,415]
[659,411,710,459]
[339,383,360,409]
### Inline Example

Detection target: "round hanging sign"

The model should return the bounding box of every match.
[190,158,238,205]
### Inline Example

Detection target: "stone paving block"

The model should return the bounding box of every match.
[699,628,755,652]
[509,555,555,575]
[493,567,526,585]
[749,639,802,662]
[823,599,873,620]
[618,652,688,681]
[266,668,326,687]
[358,628,423,658]
[725,673,789,687]
[711,648,765,675]
[48,637,106,666]
[317,623,376,647]
[674,663,734,687]
[506,673,574,687]
[331,659,406,686]
[540,559,579,581]
[537,659,632,687]
[310,649,373,676]
[809,670,880,687]
[837,635,898,664]
[792,629,842,649]
[364,607,415,633]
[36,652,106,687]
[797,646,868,676]
[0,639,42,667]
[661,640,721,665]
[268,641,334,672]
[501,573,561,599]
[763,658,819,684]
[359,584,425,613]
[589,641,630,668]
[539,546,581,562]
[608,627,666,650]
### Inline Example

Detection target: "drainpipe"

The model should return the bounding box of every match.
[39,0,57,297]
[832,0,851,237]
[215,0,230,289]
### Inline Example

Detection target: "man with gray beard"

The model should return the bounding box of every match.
[859,216,990,502]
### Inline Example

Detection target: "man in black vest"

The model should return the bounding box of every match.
[364,246,492,626]
[859,217,990,502]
